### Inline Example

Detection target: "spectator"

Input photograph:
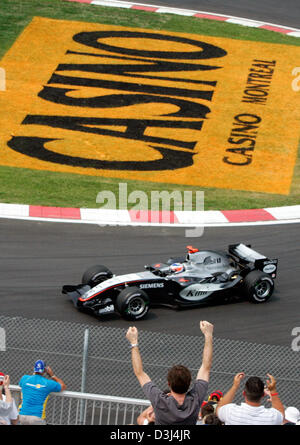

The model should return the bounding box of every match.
[283,406,300,425]
[199,389,223,419]
[137,405,156,425]
[126,320,213,425]
[216,373,284,425]
[0,372,19,425]
[18,360,66,425]
[197,402,215,424]
[0,374,15,425]
[203,413,223,425]
[208,390,223,404]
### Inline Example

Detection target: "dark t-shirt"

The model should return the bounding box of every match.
[142,379,208,425]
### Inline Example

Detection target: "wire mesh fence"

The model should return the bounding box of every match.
[1,315,299,409]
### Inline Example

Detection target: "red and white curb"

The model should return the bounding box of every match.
[0,203,299,226]
[66,0,300,37]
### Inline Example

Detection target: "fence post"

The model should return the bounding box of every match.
[79,328,89,424]
[0,327,5,351]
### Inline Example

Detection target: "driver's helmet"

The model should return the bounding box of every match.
[170,263,185,274]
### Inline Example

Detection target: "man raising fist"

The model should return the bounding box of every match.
[126,320,214,425]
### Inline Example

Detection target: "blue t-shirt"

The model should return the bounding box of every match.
[19,374,61,418]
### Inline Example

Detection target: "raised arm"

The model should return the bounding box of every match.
[45,366,67,392]
[266,374,284,417]
[196,321,214,382]
[3,375,12,404]
[216,372,245,416]
[126,327,151,388]
[0,375,13,416]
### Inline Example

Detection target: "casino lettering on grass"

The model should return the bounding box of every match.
[8,29,227,172]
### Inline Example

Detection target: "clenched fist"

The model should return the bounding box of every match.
[126,326,138,345]
[200,321,214,337]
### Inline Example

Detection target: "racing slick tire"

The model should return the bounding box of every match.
[116,287,150,321]
[244,270,274,303]
[82,264,113,287]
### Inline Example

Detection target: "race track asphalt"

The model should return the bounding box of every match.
[128,0,300,29]
[1,218,299,347]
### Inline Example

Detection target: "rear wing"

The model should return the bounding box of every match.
[229,243,278,278]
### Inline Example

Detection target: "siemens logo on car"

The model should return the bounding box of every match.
[139,283,164,289]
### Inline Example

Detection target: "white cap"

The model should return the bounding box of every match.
[285,406,300,424]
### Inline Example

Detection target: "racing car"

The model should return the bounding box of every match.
[62,243,278,321]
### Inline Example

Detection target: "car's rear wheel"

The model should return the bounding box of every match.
[116,287,150,321]
[244,270,274,303]
[82,265,113,287]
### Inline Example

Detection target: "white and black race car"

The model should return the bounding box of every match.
[62,244,278,321]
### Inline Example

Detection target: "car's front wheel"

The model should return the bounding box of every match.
[116,287,150,321]
[244,270,274,303]
[82,264,113,287]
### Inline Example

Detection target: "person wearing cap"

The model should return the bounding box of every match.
[0,372,19,425]
[18,360,66,425]
[0,374,17,424]
[208,390,223,404]
[283,406,300,425]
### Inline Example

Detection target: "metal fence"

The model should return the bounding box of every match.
[10,385,150,425]
[1,315,299,419]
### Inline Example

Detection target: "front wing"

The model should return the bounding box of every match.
[62,284,91,307]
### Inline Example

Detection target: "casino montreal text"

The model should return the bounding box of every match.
[223,59,275,166]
